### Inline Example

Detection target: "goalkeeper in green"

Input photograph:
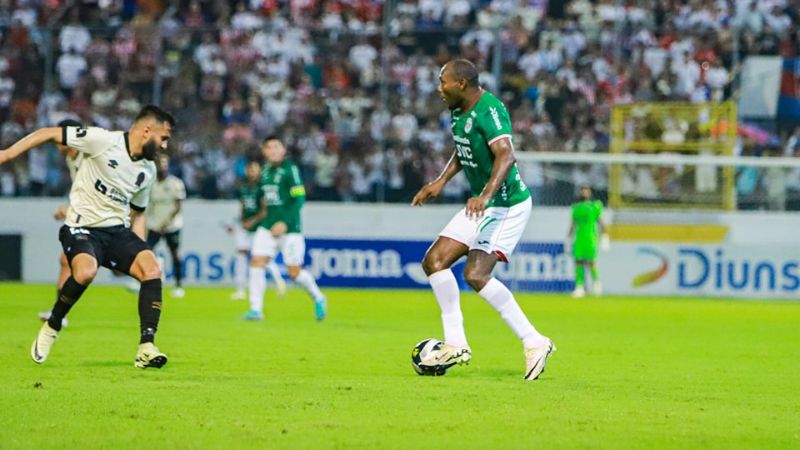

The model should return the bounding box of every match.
[566,185,609,298]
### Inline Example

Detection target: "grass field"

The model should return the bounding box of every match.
[1,282,798,449]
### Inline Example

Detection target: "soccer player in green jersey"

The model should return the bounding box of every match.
[566,185,609,298]
[246,136,327,321]
[230,159,287,300]
[412,59,554,381]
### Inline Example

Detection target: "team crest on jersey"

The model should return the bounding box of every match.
[464,117,473,133]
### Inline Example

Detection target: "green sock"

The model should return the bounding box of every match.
[590,265,598,282]
[575,265,585,287]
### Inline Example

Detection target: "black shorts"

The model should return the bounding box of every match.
[59,225,150,275]
[146,230,181,251]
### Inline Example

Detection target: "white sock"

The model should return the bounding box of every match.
[266,261,285,285]
[248,266,266,312]
[235,253,248,291]
[478,278,546,349]
[294,269,323,301]
[429,269,468,347]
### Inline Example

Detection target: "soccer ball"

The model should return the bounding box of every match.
[411,338,447,376]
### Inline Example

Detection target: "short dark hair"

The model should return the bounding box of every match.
[57,119,83,128]
[447,59,480,88]
[262,135,281,145]
[135,105,176,127]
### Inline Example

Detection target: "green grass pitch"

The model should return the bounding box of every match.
[1,282,798,449]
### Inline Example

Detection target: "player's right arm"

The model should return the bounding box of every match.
[0,127,62,165]
[411,149,463,206]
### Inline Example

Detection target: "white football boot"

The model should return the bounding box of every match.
[571,286,586,298]
[524,338,555,381]
[31,322,59,364]
[592,281,603,296]
[134,342,168,369]
[432,344,472,369]
[230,289,247,300]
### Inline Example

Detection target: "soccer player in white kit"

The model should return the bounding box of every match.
[0,105,175,369]
[146,153,187,298]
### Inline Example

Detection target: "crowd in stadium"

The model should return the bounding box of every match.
[0,0,799,206]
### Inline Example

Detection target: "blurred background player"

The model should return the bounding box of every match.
[412,59,553,381]
[566,185,610,298]
[246,136,326,321]
[230,158,287,300]
[145,153,187,298]
[38,119,84,328]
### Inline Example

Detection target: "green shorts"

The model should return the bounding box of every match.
[573,241,597,261]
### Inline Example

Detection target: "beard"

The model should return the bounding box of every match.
[141,138,159,161]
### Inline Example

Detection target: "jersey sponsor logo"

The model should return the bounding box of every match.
[464,117,473,133]
[94,178,129,205]
[489,106,503,130]
[108,160,119,169]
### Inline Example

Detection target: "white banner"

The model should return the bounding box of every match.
[738,56,783,118]
[602,244,800,299]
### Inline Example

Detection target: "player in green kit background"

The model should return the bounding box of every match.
[412,59,554,381]
[246,136,326,321]
[230,159,287,301]
[566,185,609,298]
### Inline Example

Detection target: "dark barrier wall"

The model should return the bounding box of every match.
[0,235,21,280]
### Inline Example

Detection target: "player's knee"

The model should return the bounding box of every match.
[287,266,301,279]
[251,256,268,267]
[140,264,162,281]
[463,267,490,292]
[72,266,98,285]
[422,255,447,276]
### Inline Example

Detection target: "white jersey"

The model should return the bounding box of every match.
[145,174,186,233]
[63,126,156,228]
[65,152,83,181]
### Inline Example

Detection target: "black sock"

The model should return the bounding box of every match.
[48,277,87,331]
[138,279,162,344]
[173,257,183,288]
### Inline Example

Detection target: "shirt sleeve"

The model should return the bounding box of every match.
[130,184,151,212]
[479,104,513,147]
[62,126,115,157]
[173,177,187,200]
[288,163,306,198]
[130,165,155,211]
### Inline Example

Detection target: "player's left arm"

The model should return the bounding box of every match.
[0,127,62,165]
[285,164,306,230]
[598,203,610,250]
[467,137,516,218]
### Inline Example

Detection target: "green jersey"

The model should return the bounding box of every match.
[449,91,530,207]
[572,200,603,246]
[259,159,306,233]
[237,182,262,232]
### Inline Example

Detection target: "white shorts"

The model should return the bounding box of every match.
[438,197,531,262]
[251,228,306,266]
[235,227,253,252]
